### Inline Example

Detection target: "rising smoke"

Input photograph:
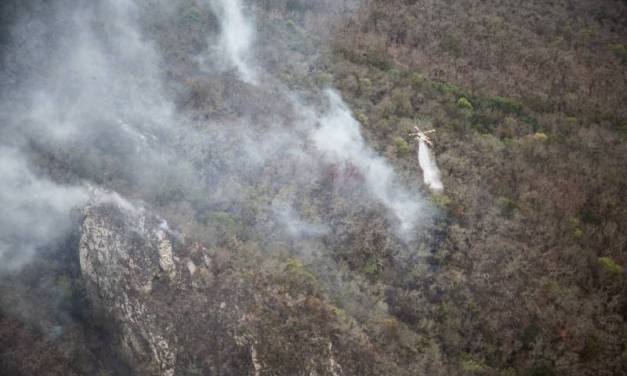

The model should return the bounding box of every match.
[311,91,424,235]
[0,0,431,273]
[0,148,88,272]
[0,0,173,270]
[210,0,258,83]
[199,0,428,237]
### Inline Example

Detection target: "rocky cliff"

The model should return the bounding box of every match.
[80,195,180,375]
[79,193,254,375]
[78,193,358,375]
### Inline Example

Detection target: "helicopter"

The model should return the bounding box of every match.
[408,126,436,146]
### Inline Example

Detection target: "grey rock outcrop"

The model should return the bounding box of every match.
[78,191,357,375]
[80,193,179,376]
[79,192,255,375]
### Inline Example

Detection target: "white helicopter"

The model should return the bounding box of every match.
[408,126,436,146]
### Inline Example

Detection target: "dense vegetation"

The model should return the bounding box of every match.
[330,1,627,374]
[1,0,626,375]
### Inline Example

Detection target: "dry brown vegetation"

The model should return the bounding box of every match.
[0,1,625,375]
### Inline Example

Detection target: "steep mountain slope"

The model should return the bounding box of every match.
[329,0,627,375]
[0,1,625,375]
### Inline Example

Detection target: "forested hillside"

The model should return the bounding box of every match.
[0,1,625,375]
[330,1,627,374]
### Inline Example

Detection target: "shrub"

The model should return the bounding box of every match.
[581,335,602,361]
[613,120,627,138]
[392,87,414,116]
[608,44,627,65]
[529,361,556,376]
[479,134,506,152]
[433,82,466,97]
[365,45,392,71]
[597,257,624,274]
[533,132,548,142]
[358,78,373,96]
[388,69,401,79]
[375,96,396,119]
[581,208,602,225]
[497,196,518,218]
[315,73,333,87]
[394,137,410,157]
[524,95,553,113]
[457,97,473,110]
[408,72,426,88]
[441,33,462,57]
[491,96,522,114]
[355,111,369,126]
[362,257,381,277]
[461,354,487,374]
[200,211,240,239]
[522,115,539,130]
[432,193,451,208]
[284,258,318,295]
[381,318,400,339]
[204,211,236,227]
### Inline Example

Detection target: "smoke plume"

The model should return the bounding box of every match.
[0,0,431,273]
[312,91,424,235]
[0,148,88,272]
[207,0,258,83]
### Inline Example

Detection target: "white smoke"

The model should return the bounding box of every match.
[418,140,444,192]
[202,1,427,236]
[210,0,258,83]
[5,0,173,146]
[88,188,144,217]
[312,91,424,235]
[0,148,88,272]
[0,0,432,276]
[273,202,329,239]
[0,0,175,271]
